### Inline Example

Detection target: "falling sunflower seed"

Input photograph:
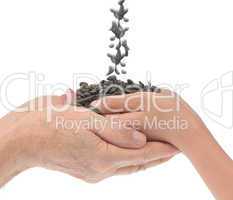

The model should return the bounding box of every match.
[106,66,115,76]
[109,44,115,48]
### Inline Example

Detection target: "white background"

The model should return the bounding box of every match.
[0,0,233,199]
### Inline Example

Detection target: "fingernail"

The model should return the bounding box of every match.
[132,131,147,146]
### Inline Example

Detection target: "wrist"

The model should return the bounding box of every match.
[169,116,211,153]
[0,124,32,186]
[12,112,48,167]
[0,111,46,186]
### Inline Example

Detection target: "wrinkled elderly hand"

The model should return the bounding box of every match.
[0,93,178,186]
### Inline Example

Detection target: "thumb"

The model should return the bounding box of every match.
[108,142,179,168]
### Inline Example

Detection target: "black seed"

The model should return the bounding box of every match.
[121,69,127,74]
[147,81,152,89]
[100,80,106,85]
[108,87,118,94]
[120,62,126,67]
[109,44,114,48]
[106,66,115,76]
[110,21,123,39]
[89,107,102,114]
[122,40,129,57]
[90,89,97,95]
[80,82,88,87]
[139,81,145,88]
[127,79,134,84]
[150,86,156,91]
[118,0,125,6]
[89,84,96,89]
[110,36,116,41]
[155,88,161,93]
[107,75,117,81]
[115,67,120,75]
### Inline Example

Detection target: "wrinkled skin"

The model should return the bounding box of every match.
[0,93,178,186]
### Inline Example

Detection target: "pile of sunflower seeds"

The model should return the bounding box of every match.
[75,0,161,108]
[76,75,160,108]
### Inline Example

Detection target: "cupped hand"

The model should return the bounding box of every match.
[21,106,177,182]
[91,90,205,148]
[0,93,178,186]
[0,92,147,149]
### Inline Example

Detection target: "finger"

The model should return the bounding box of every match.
[105,112,164,141]
[41,88,76,108]
[105,112,148,134]
[105,111,145,119]
[62,107,147,149]
[91,89,177,114]
[90,112,147,149]
[143,157,172,169]
[18,95,67,112]
[64,89,76,105]
[91,93,144,114]
[108,142,179,168]
[115,157,173,175]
